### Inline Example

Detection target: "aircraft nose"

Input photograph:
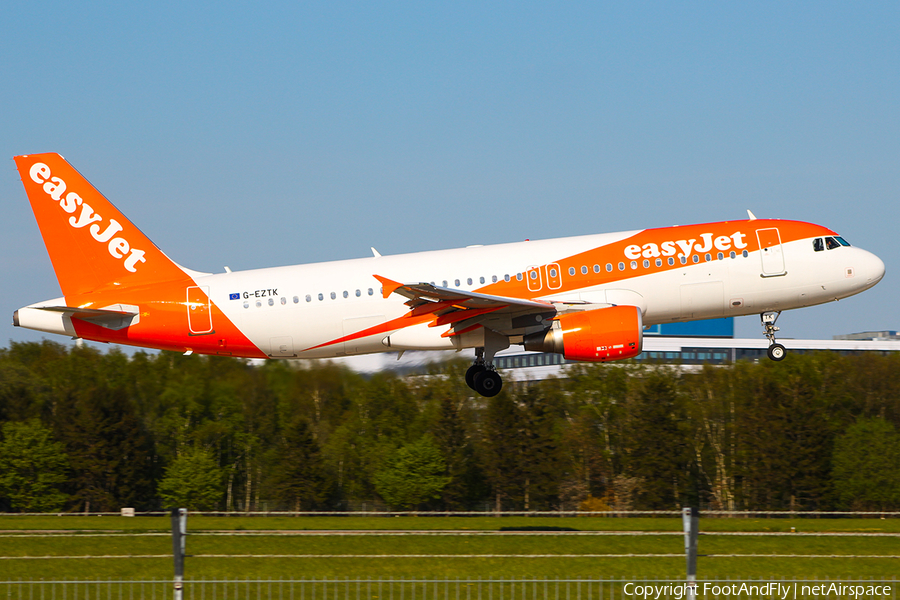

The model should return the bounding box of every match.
[856,248,885,287]
[868,252,886,285]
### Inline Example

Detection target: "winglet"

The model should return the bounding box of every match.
[373,274,403,299]
[747,209,757,220]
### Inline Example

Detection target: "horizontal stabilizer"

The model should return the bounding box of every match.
[34,303,140,330]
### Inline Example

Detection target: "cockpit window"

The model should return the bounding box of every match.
[813,238,824,252]
[825,236,841,250]
[835,237,850,247]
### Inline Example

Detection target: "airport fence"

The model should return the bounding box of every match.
[0,578,896,600]
[3,510,900,518]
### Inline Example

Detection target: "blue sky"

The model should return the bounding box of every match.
[2,1,897,349]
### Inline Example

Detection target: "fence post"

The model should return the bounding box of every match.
[171,508,187,600]
[682,507,699,600]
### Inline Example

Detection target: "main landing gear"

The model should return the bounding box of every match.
[466,348,503,397]
[761,311,786,361]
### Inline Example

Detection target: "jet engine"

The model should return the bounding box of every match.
[523,305,643,362]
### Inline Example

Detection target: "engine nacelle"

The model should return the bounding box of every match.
[523,305,643,362]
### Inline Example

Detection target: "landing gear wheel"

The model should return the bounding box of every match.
[473,370,502,397]
[767,343,786,361]
[465,364,486,390]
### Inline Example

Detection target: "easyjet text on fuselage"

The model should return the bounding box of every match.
[623,231,748,261]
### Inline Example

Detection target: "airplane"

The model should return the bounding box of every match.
[12,153,885,397]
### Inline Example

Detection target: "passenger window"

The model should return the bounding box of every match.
[281,297,287,305]
[243,301,249,309]
[305,295,311,302]
[456,279,462,286]
[668,257,675,266]
[356,289,361,297]
[630,261,637,270]
[256,300,262,308]
[618,262,625,271]
[342,291,349,298]
[717,252,724,261]
[813,238,824,252]
[568,267,575,276]
[655,258,662,267]
[643,259,650,268]
[318,293,324,301]
[581,266,588,275]
[504,274,510,282]
[692,255,700,263]
[516,273,523,281]
[492,275,498,283]
[705,253,711,262]
[742,250,748,258]
[443,280,448,287]
[606,263,613,272]
[594,264,601,273]
[267,298,274,306]
[468,278,475,285]
[730,251,736,259]
[550,268,558,277]
[367,288,374,296]
[826,237,840,250]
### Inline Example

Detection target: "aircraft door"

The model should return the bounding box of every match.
[526,266,543,292]
[756,228,786,276]
[546,263,562,290]
[186,286,214,335]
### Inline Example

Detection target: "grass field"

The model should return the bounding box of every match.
[1,516,897,580]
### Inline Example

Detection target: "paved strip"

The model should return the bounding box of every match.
[2,554,898,560]
[2,530,899,538]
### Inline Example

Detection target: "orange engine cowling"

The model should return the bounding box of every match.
[523,305,643,362]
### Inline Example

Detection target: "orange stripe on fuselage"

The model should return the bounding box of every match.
[300,311,438,353]
[475,219,833,298]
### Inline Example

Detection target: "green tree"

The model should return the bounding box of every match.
[267,417,328,512]
[158,447,224,510]
[482,393,525,512]
[373,436,450,509]
[0,419,69,512]
[620,369,692,509]
[733,357,835,510]
[432,395,487,510]
[54,386,156,511]
[833,417,900,510]
[519,386,563,510]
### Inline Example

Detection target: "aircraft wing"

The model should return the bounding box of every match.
[374,275,557,337]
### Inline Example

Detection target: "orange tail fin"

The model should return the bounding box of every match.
[14,153,188,297]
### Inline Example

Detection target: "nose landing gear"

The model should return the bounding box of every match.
[761,311,786,361]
